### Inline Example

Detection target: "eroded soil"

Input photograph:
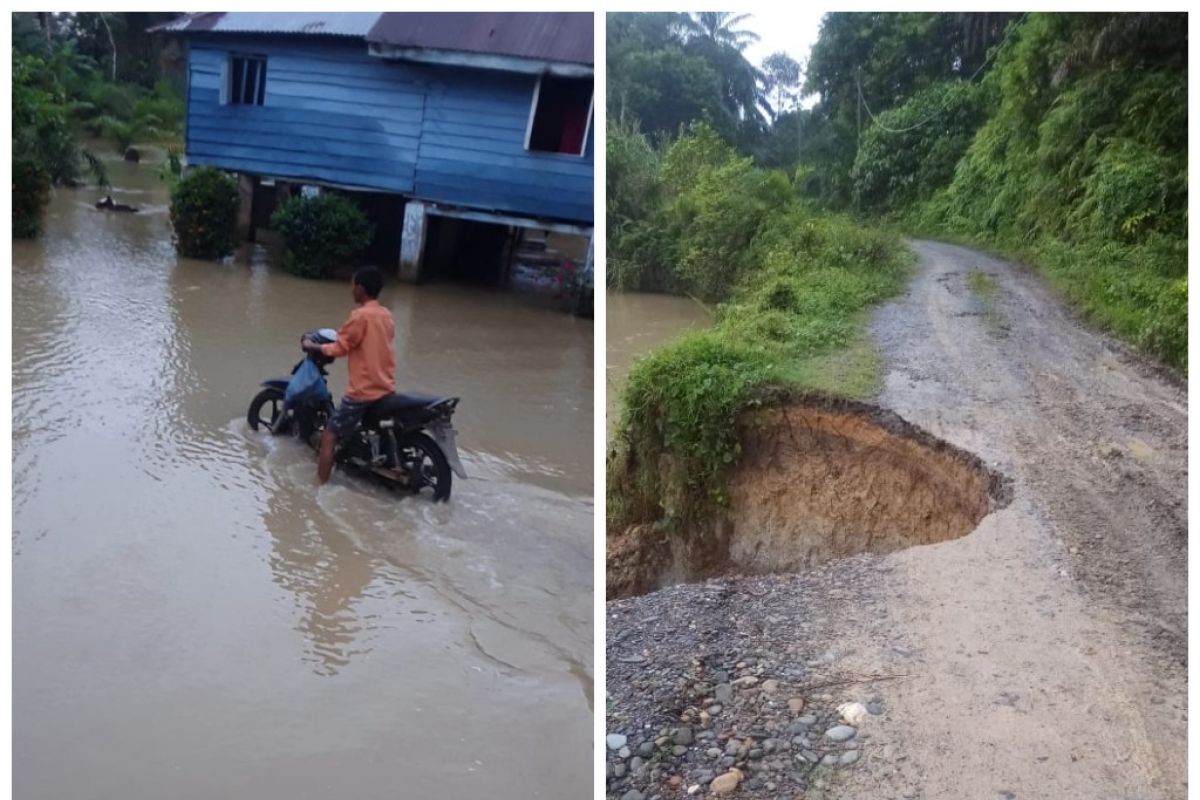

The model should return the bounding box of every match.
[607,399,1008,599]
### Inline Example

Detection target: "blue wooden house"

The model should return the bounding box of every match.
[154,12,593,283]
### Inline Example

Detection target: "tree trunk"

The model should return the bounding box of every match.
[99,13,117,82]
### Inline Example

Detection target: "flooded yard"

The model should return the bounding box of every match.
[12,158,593,799]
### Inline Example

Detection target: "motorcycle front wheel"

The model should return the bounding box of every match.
[398,431,452,502]
[247,387,289,434]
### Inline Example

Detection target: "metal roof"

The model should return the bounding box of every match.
[151,11,593,66]
[366,13,592,65]
[151,12,382,38]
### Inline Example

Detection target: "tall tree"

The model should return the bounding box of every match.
[761,52,803,120]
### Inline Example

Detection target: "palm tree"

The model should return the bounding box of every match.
[680,12,761,51]
[676,13,769,124]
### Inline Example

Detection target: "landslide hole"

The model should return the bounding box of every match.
[607,397,1011,599]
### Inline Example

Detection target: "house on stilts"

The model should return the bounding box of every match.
[153,12,593,287]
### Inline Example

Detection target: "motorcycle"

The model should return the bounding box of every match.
[246,328,466,501]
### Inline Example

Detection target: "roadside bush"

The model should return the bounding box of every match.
[169,167,240,260]
[12,159,51,239]
[271,192,374,279]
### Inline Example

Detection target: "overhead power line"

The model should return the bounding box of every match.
[857,12,1030,135]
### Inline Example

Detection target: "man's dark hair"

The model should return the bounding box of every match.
[354,267,383,299]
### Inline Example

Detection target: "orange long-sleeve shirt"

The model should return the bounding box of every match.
[319,300,396,401]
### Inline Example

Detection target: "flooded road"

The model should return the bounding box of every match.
[13,157,593,799]
[605,290,711,428]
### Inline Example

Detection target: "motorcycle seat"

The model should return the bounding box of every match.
[363,392,454,425]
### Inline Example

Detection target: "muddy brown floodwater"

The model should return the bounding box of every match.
[12,155,593,799]
[605,290,711,428]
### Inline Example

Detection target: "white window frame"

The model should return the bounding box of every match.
[524,74,593,158]
[224,53,268,106]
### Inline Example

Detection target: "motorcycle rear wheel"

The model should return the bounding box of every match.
[398,431,452,502]
[247,387,289,434]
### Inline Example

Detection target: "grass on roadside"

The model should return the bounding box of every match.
[609,212,911,531]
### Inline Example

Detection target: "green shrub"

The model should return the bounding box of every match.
[12,159,51,239]
[271,192,374,279]
[169,166,240,260]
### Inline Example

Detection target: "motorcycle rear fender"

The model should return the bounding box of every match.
[261,377,290,392]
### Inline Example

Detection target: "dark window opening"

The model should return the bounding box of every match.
[527,76,592,156]
[423,217,513,286]
[229,56,267,105]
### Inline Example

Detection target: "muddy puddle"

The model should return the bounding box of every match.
[606,290,712,428]
[12,154,593,798]
[607,397,1010,599]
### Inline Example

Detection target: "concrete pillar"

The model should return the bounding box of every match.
[398,200,428,283]
[584,230,594,285]
[236,173,255,242]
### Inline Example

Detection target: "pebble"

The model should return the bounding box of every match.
[733,676,759,689]
[761,679,780,693]
[707,747,721,758]
[840,750,861,766]
[621,791,644,800]
[788,697,805,713]
[687,786,701,796]
[707,704,724,715]
[672,745,688,756]
[710,769,743,795]
[825,725,857,742]
[673,726,694,746]
[607,734,627,751]
[839,702,869,726]
[724,740,741,757]
[638,742,655,757]
[715,683,733,703]
[800,749,819,763]
[867,701,884,716]
[821,753,839,766]
[614,763,627,778]
[630,757,646,772]
[619,746,632,759]
[696,769,715,785]
[798,714,818,725]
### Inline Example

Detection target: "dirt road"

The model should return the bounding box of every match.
[834,240,1187,798]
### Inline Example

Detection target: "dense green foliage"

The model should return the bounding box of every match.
[12,12,185,238]
[608,124,910,528]
[851,81,989,213]
[911,13,1187,368]
[169,167,240,260]
[12,160,52,240]
[607,13,778,145]
[272,193,375,280]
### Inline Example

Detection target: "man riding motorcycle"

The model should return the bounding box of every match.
[301,267,395,485]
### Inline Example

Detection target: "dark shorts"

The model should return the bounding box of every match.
[327,396,373,441]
